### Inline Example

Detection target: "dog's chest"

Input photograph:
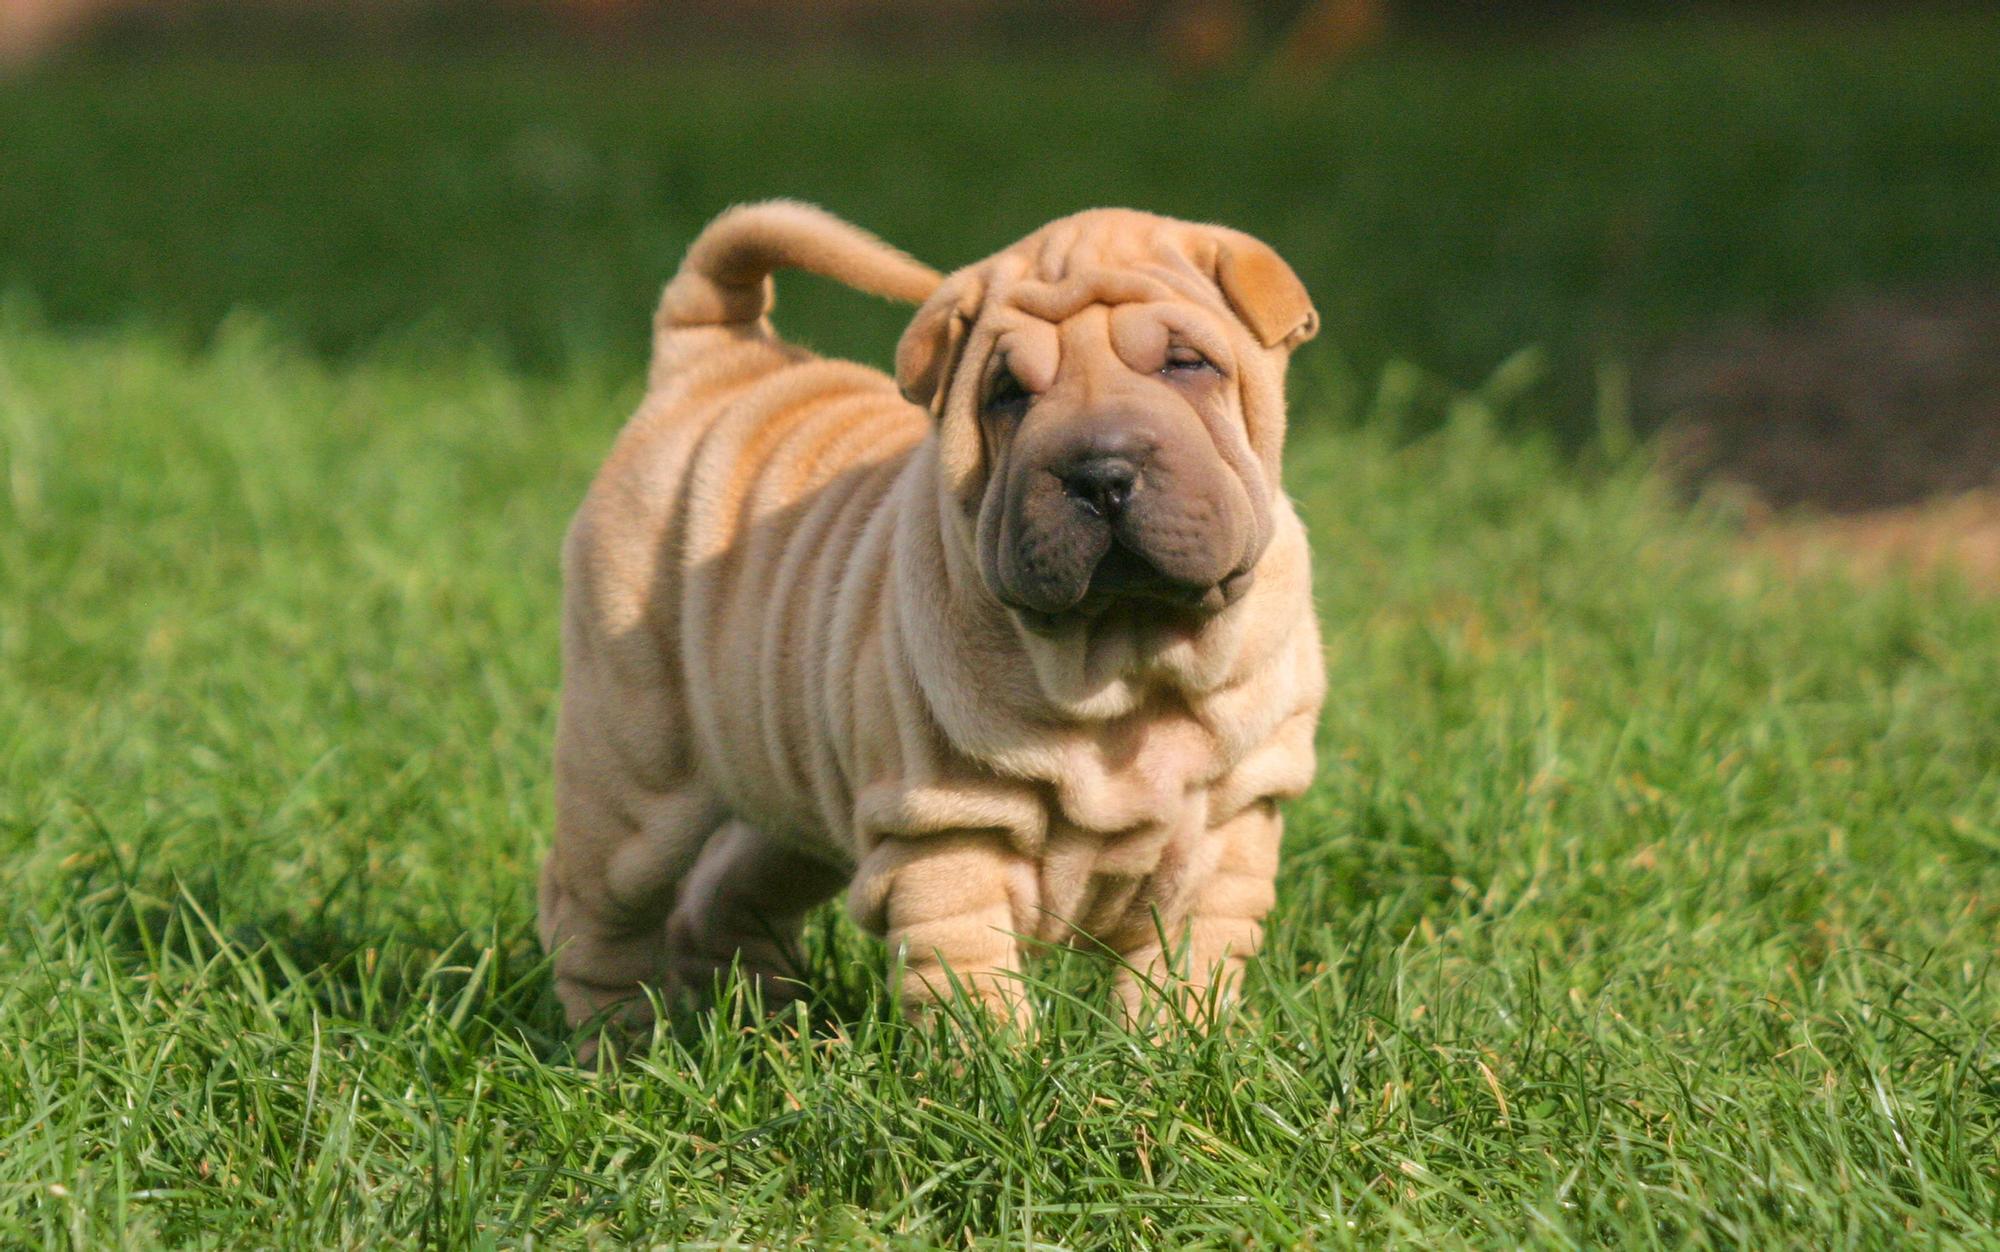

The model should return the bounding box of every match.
[1016,705,1250,940]
[1039,705,1225,833]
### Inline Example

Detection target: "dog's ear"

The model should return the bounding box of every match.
[895,276,978,413]
[1214,234,1319,351]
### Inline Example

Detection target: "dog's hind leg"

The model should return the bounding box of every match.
[663,820,849,1011]
[541,474,733,1045]
[539,770,728,1039]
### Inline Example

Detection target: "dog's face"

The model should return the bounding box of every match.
[897,210,1317,627]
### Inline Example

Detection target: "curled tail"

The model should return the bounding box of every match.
[655,200,942,337]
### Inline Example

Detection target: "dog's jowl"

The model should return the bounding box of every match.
[538,201,1324,1034]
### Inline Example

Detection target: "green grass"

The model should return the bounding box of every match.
[4,12,2000,1247]
[3,309,1997,1246]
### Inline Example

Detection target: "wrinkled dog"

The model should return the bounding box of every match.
[540,202,1324,1032]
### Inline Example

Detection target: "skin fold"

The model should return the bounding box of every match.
[538,200,1325,1036]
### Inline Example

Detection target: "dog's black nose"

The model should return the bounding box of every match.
[1057,456,1138,519]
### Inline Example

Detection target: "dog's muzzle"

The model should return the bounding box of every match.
[1000,436,1252,621]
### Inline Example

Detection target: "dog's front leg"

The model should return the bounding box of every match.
[852,832,1036,1027]
[1114,802,1282,1025]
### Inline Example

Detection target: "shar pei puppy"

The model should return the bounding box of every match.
[539,201,1324,1034]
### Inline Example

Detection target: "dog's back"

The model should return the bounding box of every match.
[562,209,945,827]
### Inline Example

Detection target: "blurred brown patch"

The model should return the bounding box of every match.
[1152,0,1388,79]
[1273,0,1387,80]
[1645,289,2000,592]
[1157,0,1252,76]
[1755,491,2000,591]
[0,0,130,68]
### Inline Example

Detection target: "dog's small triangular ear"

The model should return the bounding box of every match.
[895,277,977,412]
[1215,235,1319,351]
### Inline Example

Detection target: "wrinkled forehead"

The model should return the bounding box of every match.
[969,216,1239,386]
[981,214,1233,323]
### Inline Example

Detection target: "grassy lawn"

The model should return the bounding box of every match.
[4,12,2000,1248]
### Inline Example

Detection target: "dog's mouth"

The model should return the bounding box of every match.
[1086,542,1247,610]
[1005,539,1253,633]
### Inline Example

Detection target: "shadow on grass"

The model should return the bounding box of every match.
[53,856,917,1067]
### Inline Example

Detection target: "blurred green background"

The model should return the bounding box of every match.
[4,3,1997,447]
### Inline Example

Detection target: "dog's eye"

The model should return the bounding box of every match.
[984,369,1031,415]
[1162,348,1217,376]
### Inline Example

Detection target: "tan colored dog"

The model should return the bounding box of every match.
[539,202,1324,1032]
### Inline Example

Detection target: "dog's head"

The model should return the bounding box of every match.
[897,210,1317,628]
